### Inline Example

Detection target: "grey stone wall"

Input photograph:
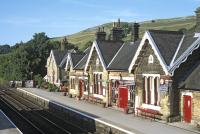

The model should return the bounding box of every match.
[180,90,200,125]
[135,41,165,75]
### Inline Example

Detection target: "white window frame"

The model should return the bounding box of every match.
[142,74,160,106]
[148,55,154,64]
[96,58,100,66]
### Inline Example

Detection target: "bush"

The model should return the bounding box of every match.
[41,81,48,89]
[47,83,59,92]
[34,74,45,88]
[53,85,59,92]
[0,78,9,87]
[48,83,53,92]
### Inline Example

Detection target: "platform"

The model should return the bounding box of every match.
[0,110,22,134]
[18,88,199,134]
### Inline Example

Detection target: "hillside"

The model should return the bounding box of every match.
[52,16,196,50]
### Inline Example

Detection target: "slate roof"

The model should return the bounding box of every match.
[179,61,200,90]
[53,49,76,69]
[74,47,91,70]
[96,40,124,66]
[174,33,198,62]
[59,53,68,69]
[52,50,68,66]
[107,40,140,70]
[148,30,184,66]
[70,53,85,68]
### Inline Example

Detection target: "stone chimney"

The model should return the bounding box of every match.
[60,37,68,51]
[96,27,106,41]
[195,7,200,32]
[131,22,140,42]
[111,19,123,41]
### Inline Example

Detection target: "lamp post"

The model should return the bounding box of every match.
[30,71,33,81]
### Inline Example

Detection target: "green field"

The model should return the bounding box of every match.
[51,16,196,50]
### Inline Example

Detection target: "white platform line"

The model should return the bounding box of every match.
[0,110,23,134]
[17,88,49,102]
[17,88,135,134]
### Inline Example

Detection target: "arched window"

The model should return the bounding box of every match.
[96,58,99,66]
[148,55,154,64]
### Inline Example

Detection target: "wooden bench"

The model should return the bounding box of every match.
[136,107,163,120]
[88,96,106,107]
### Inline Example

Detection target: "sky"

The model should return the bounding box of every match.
[0,0,200,45]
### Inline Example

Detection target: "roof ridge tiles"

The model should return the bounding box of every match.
[148,29,183,34]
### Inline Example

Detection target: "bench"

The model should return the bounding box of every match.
[136,107,163,120]
[88,96,106,107]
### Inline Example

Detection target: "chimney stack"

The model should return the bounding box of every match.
[60,36,68,51]
[111,19,123,41]
[195,7,200,32]
[132,23,140,42]
[96,27,106,41]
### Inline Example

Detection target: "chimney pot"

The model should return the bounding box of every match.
[111,19,123,41]
[96,27,106,41]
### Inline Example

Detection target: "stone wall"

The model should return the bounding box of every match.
[69,70,84,97]
[160,93,170,120]
[135,41,165,75]
[192,92,200,121]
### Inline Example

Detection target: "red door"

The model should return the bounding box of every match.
[118,87,128,108]
[79,80,83,98]
[183,95,192,123]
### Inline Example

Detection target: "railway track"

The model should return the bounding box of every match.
[0,97,45,134]
[0,88,87,134]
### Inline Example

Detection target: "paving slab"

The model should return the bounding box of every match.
[0,110,22,134]
[19,88,200,134]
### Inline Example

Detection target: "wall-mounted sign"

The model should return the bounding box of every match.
[160,84,168,92]
[119,80,135,86]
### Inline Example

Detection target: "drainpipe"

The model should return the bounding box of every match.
[107,71,110,107]
[87,71,90,100]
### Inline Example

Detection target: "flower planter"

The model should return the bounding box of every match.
[69,94,72,98]
[124,107,129,114]
[102,103,106,108]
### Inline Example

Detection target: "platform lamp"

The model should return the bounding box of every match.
[30,71,33,81]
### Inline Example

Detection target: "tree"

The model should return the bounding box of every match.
[0,45,11,54]
[0,32,79,82]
